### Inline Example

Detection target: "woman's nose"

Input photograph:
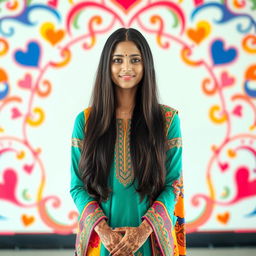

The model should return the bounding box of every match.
[121,58,132,71]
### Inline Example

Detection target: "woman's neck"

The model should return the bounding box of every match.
[115,87,137,118]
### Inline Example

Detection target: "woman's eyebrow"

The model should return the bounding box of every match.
[112,54,141,57]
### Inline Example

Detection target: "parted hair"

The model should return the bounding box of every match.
[79,27,168,205]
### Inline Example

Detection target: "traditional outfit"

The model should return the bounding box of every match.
[70,104,186,256]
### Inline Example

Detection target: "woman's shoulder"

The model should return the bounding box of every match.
[73,106,91,128]
[72,106,92,137]
[83,106,92,121]
[159,103,179,119]
[159,104,179,134]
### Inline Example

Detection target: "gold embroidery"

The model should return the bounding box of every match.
[167,137,182,150]
[72,138,83,148]
[115,119,134,186]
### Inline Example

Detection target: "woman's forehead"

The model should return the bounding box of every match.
[113,41,141,54]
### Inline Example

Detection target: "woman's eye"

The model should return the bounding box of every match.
[113,58,122,63]
[131,58,141,63]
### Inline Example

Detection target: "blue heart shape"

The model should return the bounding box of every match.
[15,41,40,67]
[211,39,237,65]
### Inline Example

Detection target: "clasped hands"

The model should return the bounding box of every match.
[94,219,153,256]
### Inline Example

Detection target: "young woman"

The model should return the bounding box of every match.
[70,27,186,256]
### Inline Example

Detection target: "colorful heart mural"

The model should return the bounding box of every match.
[0,0,255,236]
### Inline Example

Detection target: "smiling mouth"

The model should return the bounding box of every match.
[119,75,135,80]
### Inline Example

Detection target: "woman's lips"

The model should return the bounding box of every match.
[119,75,134,80]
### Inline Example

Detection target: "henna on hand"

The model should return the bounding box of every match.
[140,219,153,235]
[110,220,153,256]
[94,219,125,253]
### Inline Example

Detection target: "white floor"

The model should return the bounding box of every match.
[0,248,255,256]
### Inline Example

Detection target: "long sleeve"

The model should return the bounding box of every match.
[70,110,107,256]
[141,110,186,256]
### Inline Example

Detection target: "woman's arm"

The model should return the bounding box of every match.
[70,110,108,256]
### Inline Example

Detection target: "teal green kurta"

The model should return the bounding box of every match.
[70,104,186,256]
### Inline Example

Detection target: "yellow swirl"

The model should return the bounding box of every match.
[26,107,45,126]
[209,105,227,124]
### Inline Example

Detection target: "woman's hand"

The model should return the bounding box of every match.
[109,220,153,256]
[94,219,133,255]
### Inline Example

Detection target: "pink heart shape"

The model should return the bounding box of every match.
[221,71,235,87]
[219,162,229,172]
[11,107,22,119]
[48,0,58,8]
[18,74,32,89]
[235,167,256,201]
[23,164,34,174]
[114,0,139,11]
[0,169,19,204]
[232,105,242,117]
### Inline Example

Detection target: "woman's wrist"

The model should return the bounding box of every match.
[94,219,111,234]
[139,219,153,236]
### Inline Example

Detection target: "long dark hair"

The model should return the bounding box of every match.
[79,27,167,205]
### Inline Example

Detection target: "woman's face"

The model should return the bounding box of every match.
[111,41,143,89]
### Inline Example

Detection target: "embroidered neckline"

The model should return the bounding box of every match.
[115,117,133,186]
